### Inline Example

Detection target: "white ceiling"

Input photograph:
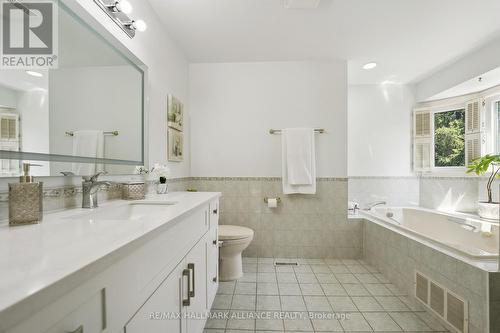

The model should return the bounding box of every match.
[148,0,500,84]
[429,66,500,101]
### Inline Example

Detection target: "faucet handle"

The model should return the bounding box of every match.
[89,171,108,182]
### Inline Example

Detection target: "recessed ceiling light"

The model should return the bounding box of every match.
[26,70,43,77]
[363,62,377,70]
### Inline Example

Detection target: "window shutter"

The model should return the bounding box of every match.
[465,133,482,166]
[414,138,432,171]
[465,99,481,133]
[0,113,20,176]
[413,109,432,171]
[415,111,431,137]
[0,114,19,140]
[464,99,484,166]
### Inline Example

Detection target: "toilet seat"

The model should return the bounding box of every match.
[219,225,254,241]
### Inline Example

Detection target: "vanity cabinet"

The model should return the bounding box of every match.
[4,197,220,333]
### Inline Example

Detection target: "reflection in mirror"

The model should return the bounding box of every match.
[0,3,144,178]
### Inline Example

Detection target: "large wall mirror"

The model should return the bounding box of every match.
[0,2,144,177]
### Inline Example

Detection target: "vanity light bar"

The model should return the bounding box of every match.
[94,0,146,38]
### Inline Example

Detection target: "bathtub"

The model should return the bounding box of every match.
[361,206,499,259]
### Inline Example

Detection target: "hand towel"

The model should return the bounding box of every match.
[282,128,316,194]
[71,130,104,176]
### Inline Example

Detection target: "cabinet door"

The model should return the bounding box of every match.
[185,239,207,333]
[125,261,187,333]
[44,290,105,333]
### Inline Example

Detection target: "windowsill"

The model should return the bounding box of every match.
[418,167,472,177]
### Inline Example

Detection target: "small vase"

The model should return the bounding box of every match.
[156,183,168,194]
[477,202,499,220]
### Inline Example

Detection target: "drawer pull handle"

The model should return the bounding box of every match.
[213,276,217,282]
[213,208,218,214]
[188,263,195,297]
[68,325,83,333]
[213,239,217,245]
[182,269,191,306]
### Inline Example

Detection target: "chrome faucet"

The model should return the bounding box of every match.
[82,172,112,209]
[363,201,387,210]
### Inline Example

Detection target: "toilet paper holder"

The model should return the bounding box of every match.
[264,197,281,204]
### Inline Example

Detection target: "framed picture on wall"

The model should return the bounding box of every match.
[167,94,183,131]
[168,128,183,162]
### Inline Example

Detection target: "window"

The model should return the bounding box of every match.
[497,101,500,151]
[434,109,465,167]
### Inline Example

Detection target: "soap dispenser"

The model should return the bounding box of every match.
[8,163,43,226]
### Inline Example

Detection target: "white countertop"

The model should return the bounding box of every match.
[0,191,220,322]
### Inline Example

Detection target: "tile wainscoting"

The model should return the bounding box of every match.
[350,176,497,215]
[364,220,492,333]
[348,177,420,208]
[419,176,479,213]
[190,177,359,259]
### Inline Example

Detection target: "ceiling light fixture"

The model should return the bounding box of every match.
[26,70,43,77]
[94,0,146,38]
[363,62,377,70]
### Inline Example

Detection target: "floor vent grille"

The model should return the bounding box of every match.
[274,262,299,266]
[416,272,428,303]
[414,271,468,333]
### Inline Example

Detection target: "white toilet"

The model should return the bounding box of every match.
[218,225,254,281]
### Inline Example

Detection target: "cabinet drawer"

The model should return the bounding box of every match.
[136,206,209,297]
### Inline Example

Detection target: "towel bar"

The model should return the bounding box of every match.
[65,131,119,136]
[269,128,325,134]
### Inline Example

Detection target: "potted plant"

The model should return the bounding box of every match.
[466,154,500,219]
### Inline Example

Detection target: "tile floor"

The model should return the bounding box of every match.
[204,258,449,333]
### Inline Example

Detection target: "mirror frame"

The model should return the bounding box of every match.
[0,0,146,167]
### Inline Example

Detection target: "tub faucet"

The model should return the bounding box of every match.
[364,201,387,210]
[82,172,113,209]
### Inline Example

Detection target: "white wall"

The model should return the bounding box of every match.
[65,0,190,178]
[348,84,415,177]
[189,61,347,177]
[0,86,17,108]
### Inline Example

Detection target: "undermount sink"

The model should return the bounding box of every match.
[67,201,178,221]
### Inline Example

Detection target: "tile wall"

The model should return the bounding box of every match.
[364,221,490,333]
[190,177,361,259]
[489,272,500,333]
[348,177,419,208]
[419,177,478,213]
[349,176,496,215]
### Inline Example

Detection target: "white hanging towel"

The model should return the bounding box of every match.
[71,130,104,176]
[282,128,316,194]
